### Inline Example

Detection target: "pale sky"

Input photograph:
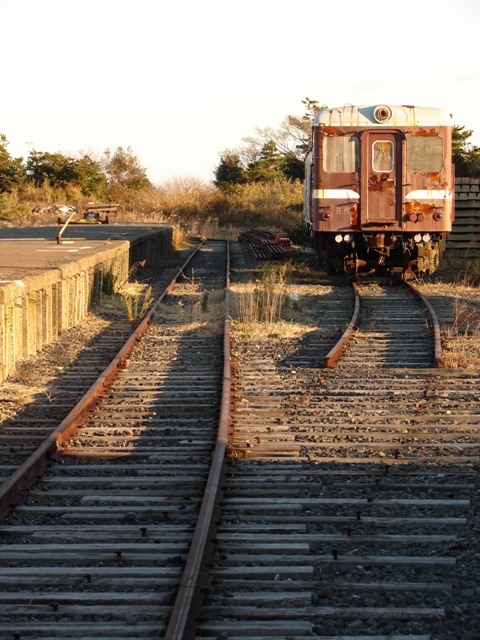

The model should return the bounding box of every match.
[0,0,479,185]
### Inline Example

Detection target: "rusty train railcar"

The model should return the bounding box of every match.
[303,104,454,275]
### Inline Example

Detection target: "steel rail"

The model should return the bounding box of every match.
[164,241,231,640]
[405,280,444,368]
[324,280,361,368]
[0,242,204,521]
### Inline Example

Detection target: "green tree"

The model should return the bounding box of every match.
[71,154,108,198]
[245,140,284,182]
[214,150,245,190]
[280,152,305,181]
[0,134,24,192]
[102,146,151,190]
[26,150,74,187]
[25,150,109,196]
[453,125,480,177]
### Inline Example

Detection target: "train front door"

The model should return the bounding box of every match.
[362,132,402,226]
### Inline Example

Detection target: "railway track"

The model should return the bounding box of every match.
[0,241,479,639]
[196,259,480,639]
[0,240,228,639]
[0,255,193,477]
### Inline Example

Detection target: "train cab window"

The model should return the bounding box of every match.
[323,134,359,172]
[407,136,443,172]
[372,141,394,172]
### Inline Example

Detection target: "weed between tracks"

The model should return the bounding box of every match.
[235,263,290,325]
[153,286,225,333]
[120,284,154,322]
[231,262,329,340]
[442,299,480,368]
[419,258,480,368]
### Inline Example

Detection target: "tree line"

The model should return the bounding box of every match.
[0,136,151,199]
[1,100,479,204]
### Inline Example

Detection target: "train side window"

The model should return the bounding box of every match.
[323,135,359,172]
[372,140,394,172]
[407,136,443,172]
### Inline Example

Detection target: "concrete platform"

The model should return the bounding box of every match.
[0,223,173,381]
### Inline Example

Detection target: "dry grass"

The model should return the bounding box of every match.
[153,285,226,334]
[118,283,153,323]
[441,299,480,368]
[420,257,480,368]
[233,263,290,325]
[0,176,304,239]
[217,180,303,229]
[231,263,332,340]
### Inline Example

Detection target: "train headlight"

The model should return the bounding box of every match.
[414,234,422,243]
[422,234,431,242]
[373,104,392,123]
[335,234,343,243]
[343,234,352,243]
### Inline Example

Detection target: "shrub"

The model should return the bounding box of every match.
[217,180,303,229]
[0,174,304,236]
[0,191,30,221]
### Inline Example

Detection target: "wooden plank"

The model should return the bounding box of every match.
[78,494,192,505]
[218,467,476,476]
[0,566,181,577]
[211,566,314,579]
[0,547,188,561]
[0,603,170,616]
[0,523,304,538]
[199,605,445,619]
[223,497,470,506]
[213,543,310,553]
[326,581,451,593]
[197,620,312,634]
[217,554,455,566]
[217,533,457,544]
[213,591,312,604]
[0,575,179,586]
[225,636,430,640]
[27,489,203,500]
[39,476,207,485]
[61,448,212,458]
[228,483,474,493]
[0,623,162,636]
[220,515,467,525]
[0,592,173,604]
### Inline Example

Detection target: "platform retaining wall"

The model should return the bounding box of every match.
[0,226,174,382]
[129,227,173,266]
[0,243,129,383]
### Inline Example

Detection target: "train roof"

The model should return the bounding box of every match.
[314,104,452,127]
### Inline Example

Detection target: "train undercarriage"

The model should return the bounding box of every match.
[314,231,446,277]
